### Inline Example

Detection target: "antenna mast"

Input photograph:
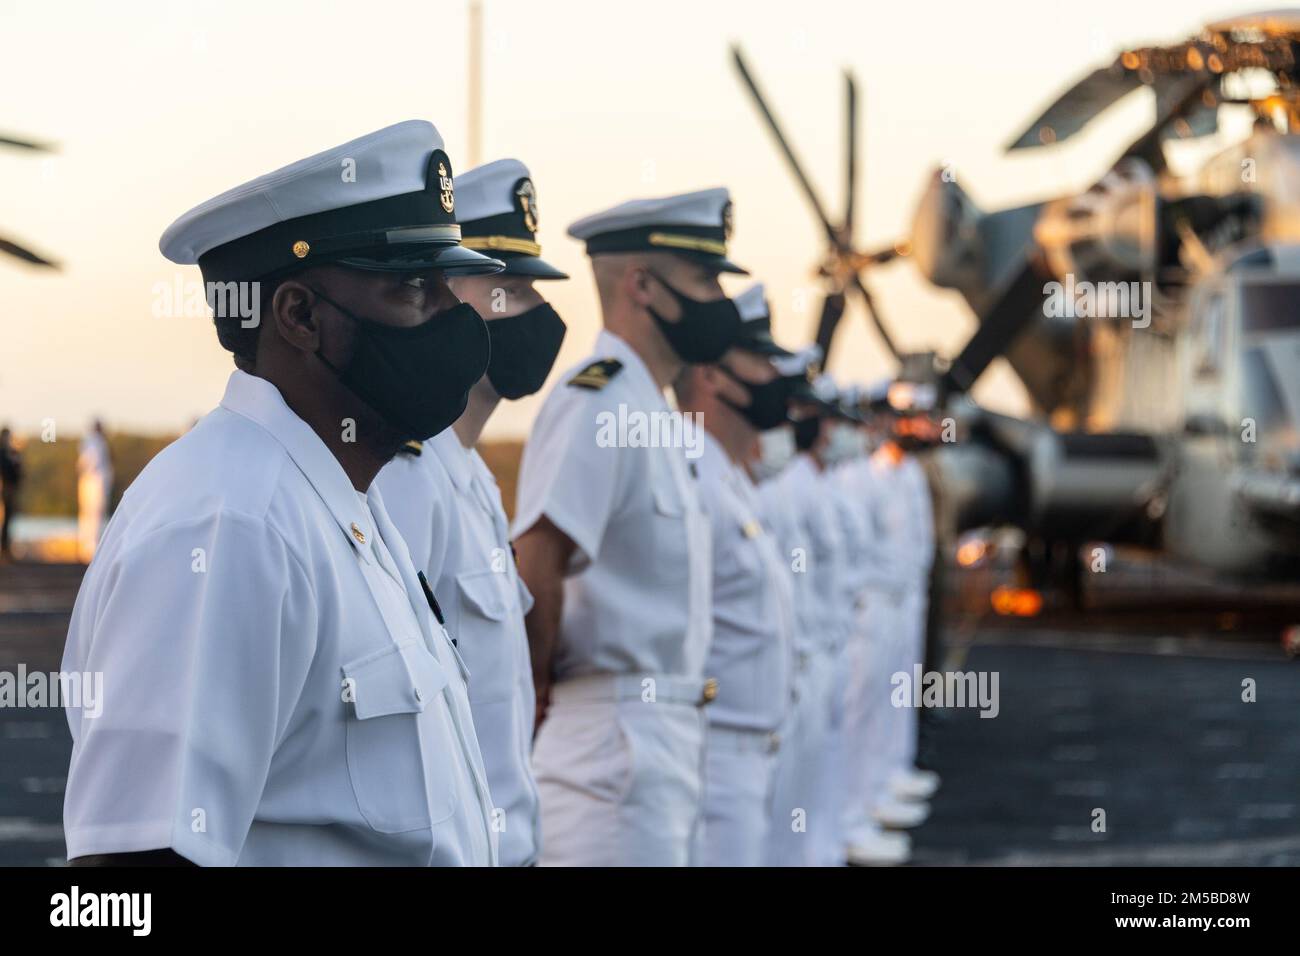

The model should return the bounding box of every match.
[467,0,483,168]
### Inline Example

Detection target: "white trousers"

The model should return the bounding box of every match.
[764,649,834,866]
[812,643,849,865]
[889,585,928,778]
[699,724,779,867]
[533,686,705,867]
[841,587,905,843]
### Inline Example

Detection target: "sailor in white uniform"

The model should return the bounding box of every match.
[673,283,796,866]
[62,121,504,866]
[512,188,745,866]
[884,383,942,807]
[814,385,877,865]
[378,158,569,867]
[838,382,916,864]
[75,420,113,563]
[758,351,842,866]
[798,376,871,866]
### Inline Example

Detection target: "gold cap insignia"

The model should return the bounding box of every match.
[515,177,538,233]
[438,161,455,214]
[292,240,311,258]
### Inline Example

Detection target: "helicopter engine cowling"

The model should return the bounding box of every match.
[1034,158,1158,286]
[1026,429,1166,542]
[909,168,986,296]
[930,440,1020,537]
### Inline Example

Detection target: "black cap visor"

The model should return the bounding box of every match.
[494,251,569,280]
[338,241,505,277]
[675,250,749,275]
[734,331,793,358]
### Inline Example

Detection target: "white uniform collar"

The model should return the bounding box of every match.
[594,329,665,407]
[219,370,376,564]
[429,427,473,492]
[707,429,759,496]
[697,427,739,482]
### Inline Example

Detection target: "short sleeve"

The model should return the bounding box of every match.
[61,511,317,866]
[511,389,628,570]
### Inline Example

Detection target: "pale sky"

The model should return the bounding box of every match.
[0,0,1253,438]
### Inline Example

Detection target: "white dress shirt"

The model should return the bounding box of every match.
[695,430,792,732]
[785,453,846,651]
[512,329,712,681]
[62,370,497,866]
[377,427,541,866]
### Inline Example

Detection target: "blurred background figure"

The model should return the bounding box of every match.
[0,426,23,561]
[75,419,112,563]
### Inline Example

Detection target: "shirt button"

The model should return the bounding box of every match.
[413,686,424,703]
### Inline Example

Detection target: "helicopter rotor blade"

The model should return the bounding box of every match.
[1119,73,1212,173]
[848,274,900,362]
[732,45,843,250]
[0,133,54,153]
[844,70,858,239]
[941,248,1052,399]
[813,290,848,366]
[0,236,59,268]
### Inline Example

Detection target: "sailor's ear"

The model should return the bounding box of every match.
[270,279,323,354]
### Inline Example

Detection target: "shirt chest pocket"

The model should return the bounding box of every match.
[454,568,522,703]
[456,567,516,622]
[652,480,684,517]
[729,522,765,578]
[342,640,458,832]
[649,481,692,568]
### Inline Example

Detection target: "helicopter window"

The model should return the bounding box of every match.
[1240,347,1290,432]
[1240,283,1300,333]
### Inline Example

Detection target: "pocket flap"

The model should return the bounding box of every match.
[653,482,685,517]
[456,568,514,622]
[343,640,448,720]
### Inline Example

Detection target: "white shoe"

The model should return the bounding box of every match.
[845,828,911,866]
[873,797,930,829]
[890,768,940,801]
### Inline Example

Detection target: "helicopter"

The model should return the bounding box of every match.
[733,10,1300,602]
[0,130,58,270]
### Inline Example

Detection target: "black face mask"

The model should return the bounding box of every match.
[311,287,490,442]
[647,272,742,364]
[485,302,567,400]
[718,364,792,431]
[793,415,822,452]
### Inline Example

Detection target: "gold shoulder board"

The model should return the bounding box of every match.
[567,358,623,390]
